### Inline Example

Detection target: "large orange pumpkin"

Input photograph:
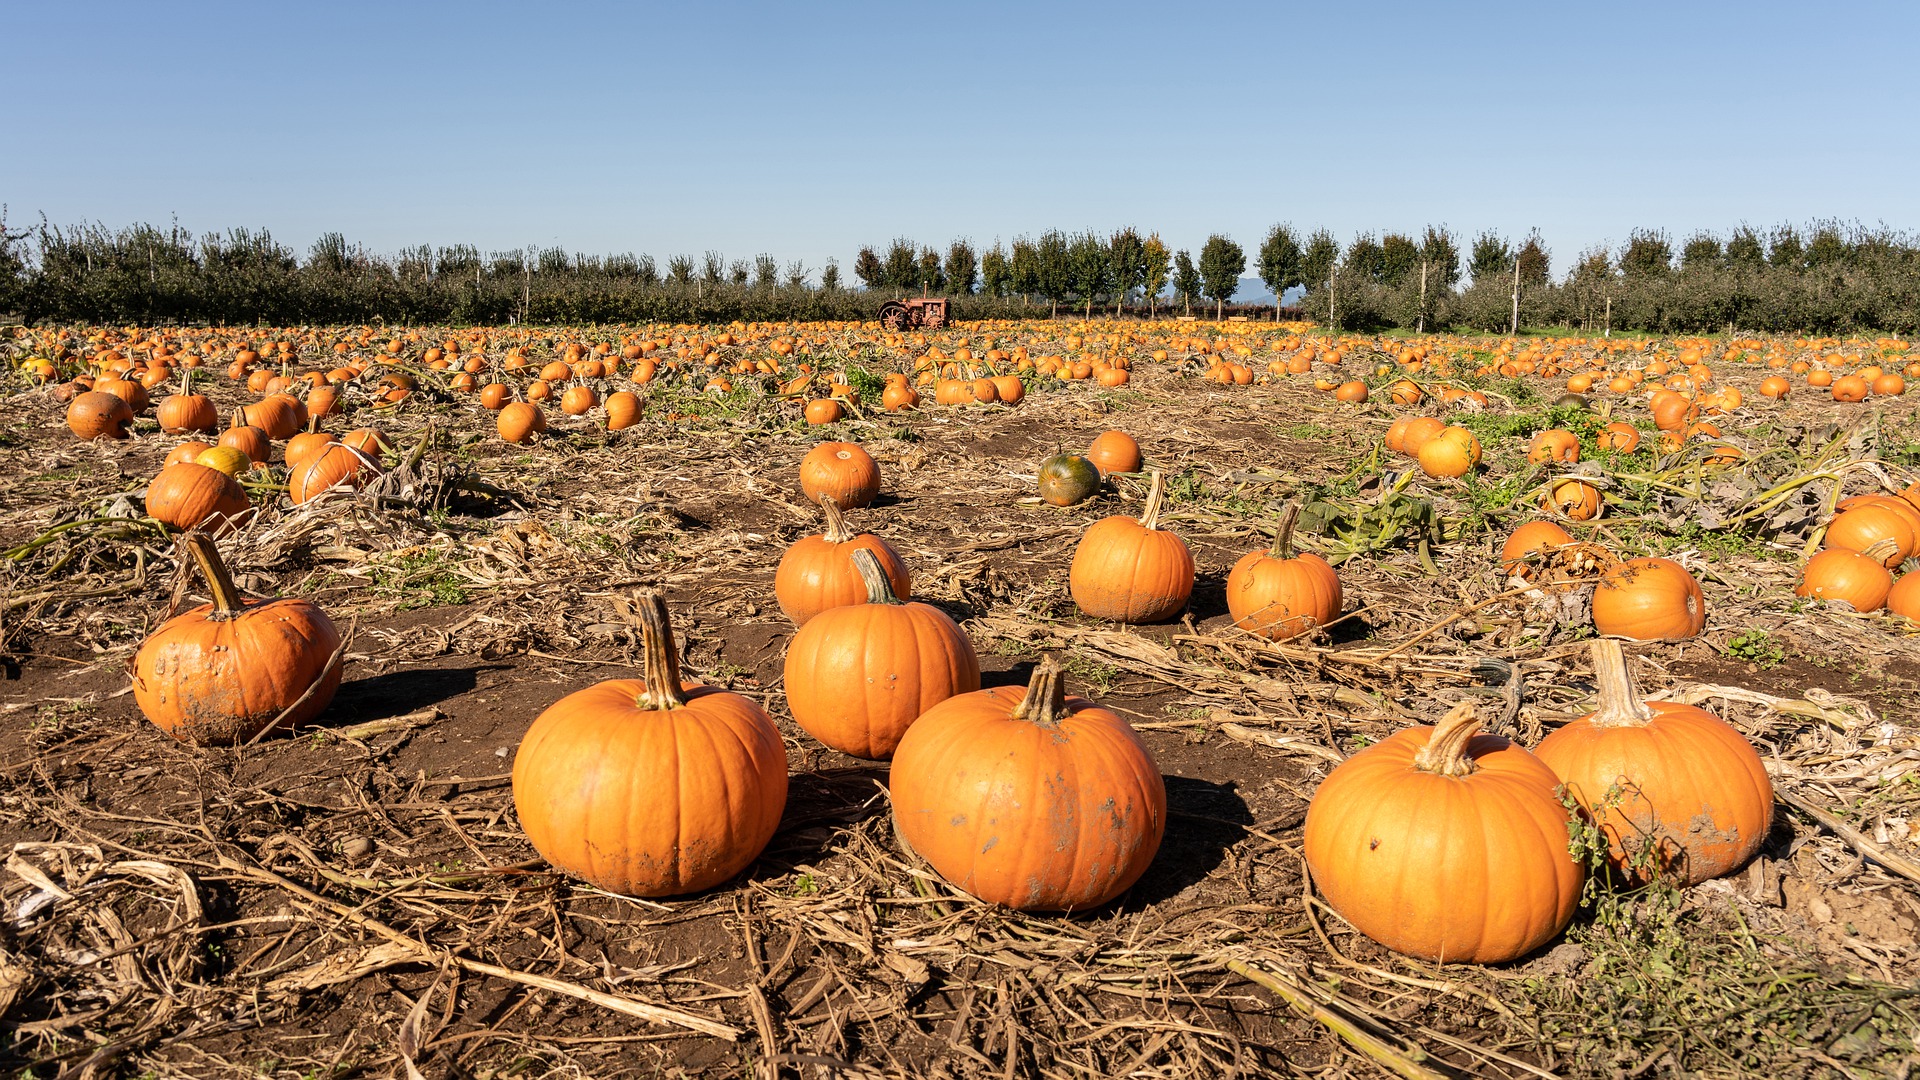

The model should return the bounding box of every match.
[67,391,134,440]
[146,462,250,534]
[1303,703,1582,963]
[890,659,1164,911]
[784,549,980,760]
[1069,471,1194,623]
[799,442,881,509]
[1087,430,1142,476]
[511,592,788,897]
[497,401,547,444]
[1591,557,1705,639]
[1416,426,1481,478]
[1534,640,1773,884]
[132,532,342,745]
[289,444,381,505]
[1225,503,1341,640]
[1796,547,1893,612]
[156,374,218,434]
[1824,501,1917,567]
[774,495,911,625]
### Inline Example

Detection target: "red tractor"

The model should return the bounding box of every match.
[878,297,949,331]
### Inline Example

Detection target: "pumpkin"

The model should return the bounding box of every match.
[881,381,920,411]
[1759,376,1791,399]
[1416,425,1481,478]
[156,373,218,434]
[238,396,302,441]
[1873,373,1907,397]
[1303,702,1582,963]
[1597,422,1641,453]
[511,591,788,897]
[289,444,381,505]
[1333,380,1368,403]
[164,441,214,468]
[1499,519,1610,585]
[1225,503,1341,640]
[66,391,134,440]
[1831,375,1869,402]
[1069,471,1194,624]
[1824,503,1916,567]
[285,429,337,468]
[1543,478,1602,520]
[605,391,641,430]
[341,427,392,458]
[785,549,980,760]
[1527,429,1580,464]
[1796,547,1894,612]
[1399,416,1446,456]
[774,495,911,625]
[1592,557,1705,639]
[1037,453,1101,507]
[1535,640,1773,884]
[132,531,342,745]
[561,384,598,416]
[146,461,250,534]
[217,423,271,465]
[1087,430,1142,476]
[1650,391,1697,432]
[991,375,1025,404]
[889,659,1165,911]
[804,398,844,425]
[95,376,150,413]
[194,445,251,477]
[799,442,880,509]
[1888,572,1920,619]
[497,401,547,444]
[479,383,512,410]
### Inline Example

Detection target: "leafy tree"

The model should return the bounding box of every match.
[1010,237,1041,304]
[981,242,1010,298]
[1344,234,1385,283]
[728,259,750,286]
[1108,227,1145,314]
[1257,224,1303,312]
[916,247,945,295]
[1379,233,1420,287]
[1198,234,1245,319]
[1036,230,1071,316]
[1516,231,1550,287]
[754,254,779,289]
[1805,221,1849,267]
[634,254,659,286]
[537,247,571,276]
[1172,250,1201,317]
[668,254,696,286]
[309,232,354,274]
[1726,225,1766,269]
[1768,225,1804,270]
[820,258,842,292]
[1420,226,1462,287]
[701,251,725,285]
[1141,233,1171,319]
[0,207,27,316]
[1681,233,1723,270]
[1301,230,1340,291]
[944,239,978,296]
[1619,230,1672,277]
[883,238,917,292]
[852,246,884,289]
[1468,231,1511,283]
[783,260,808,290]
[1067,232,1112,318]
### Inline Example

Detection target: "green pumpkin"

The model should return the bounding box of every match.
[1037,454,1101,507]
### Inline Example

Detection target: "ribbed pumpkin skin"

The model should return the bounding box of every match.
[785,600,979,759]
[774,534,909,626]
[799,443,880,509]
[133,597,341,745]
[1535,703,1772,884]
[1825,503,1917,566]
[1795,548,1892,611]
[1500,521,1575,579]
[1303,726,1581,963]
[289,444,378,505]
[1070,511,1193,624]
[1226,550,1340,639]
[511,680,788,896]
[157,393,218,434]
[1591,557,1705,639]
[146,462,250,533]
[890,684,1165,911]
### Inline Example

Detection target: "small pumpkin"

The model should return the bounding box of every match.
[1888,571,1920,619]
[1528,429,1580,464]
[1069,471,1194,624]
[194,445,252,477]
[799,441,881,509]
[890,658,1165,911]
[1087,430,1142,476]
[156,372,218,434]
[1225,503,1341,640]
[67,391,134,440]
[1795,546,1894,612]
[605,391,641,430]
[561,384,598,416]
[804,398,844,425]
[1037,453,1101,507]
[146,461,251,534]
[164,441,214,468]
[774,495,911,626]
[1597,422,1641,453]
[497,401,547,444]
[785,549,980,760]
[1303,702,1582,963]
[1535,640,1773,885]
[218,423,271,465]
[132,531,342,745]
[289,444,381,505]
[1543,478,1602,521]
[1591,557,1705,640]
[1416,425,1481,479]
[511,591,788,897]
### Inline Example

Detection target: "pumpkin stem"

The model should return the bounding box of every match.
[818,494,853,544]
[1861,537,1901,565]
[178,530,245,620]
[1269,502,1301,559]
[229,406,246,430]
[849,548,902,606]
[1011,657,1070,727]
[1139,470,1169,531]
[635,589,692,711]
[1411,702,1483,777]
[1587,638,1655,728]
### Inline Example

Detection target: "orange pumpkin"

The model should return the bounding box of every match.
[1831,375,1869,402]
[1069,471,1194,624]
[1333,380,1369,403]
[1824,502,1917,567]
[1527,429,1580,464]
[156,374,218,434]
[1591,557,1705,640]
[497,401,547,444]
[1597,422,1641,453]
[1535,640,1773,884]
[1888,572,1920,619]
[145,462,250,534]
[1416,426,1481,478]
[511,592,788,897]
[889,659,1165,911]
[218,423,271,465]
[1225,503,1341,640]
[774,495,911,626]
[605,390,641,430]
[804,398,844,425]
[289,444,380,505]
[1796,547,1893,612]
[1543,478,1602,520]
[1087,430,1142,476]
[784,549,979,760]
[1501,520,1574,580]
[798,442,880,509]
[1303,702,1582,963]
[66,391,135,440]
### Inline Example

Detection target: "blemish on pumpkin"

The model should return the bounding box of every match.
[1369,838,1380,850]
[980,836,998,854]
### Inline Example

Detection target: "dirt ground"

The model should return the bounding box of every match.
[3,328,1918,1079]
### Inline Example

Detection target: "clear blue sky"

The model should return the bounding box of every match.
[6,0,1916,283]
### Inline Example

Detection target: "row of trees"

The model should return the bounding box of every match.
[3,207,1916,333]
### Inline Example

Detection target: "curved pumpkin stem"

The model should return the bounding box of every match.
[635,590,692,711]
[1139,470,1169,531]
[1411,702,1483,778]
[1269,502,1301,559]
[849,548,902,606]
[229,406,246,431]
[178,530,244,620]
[1011,657,1070,728]
[1587,638,1655,728]
[818,494,853,545]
